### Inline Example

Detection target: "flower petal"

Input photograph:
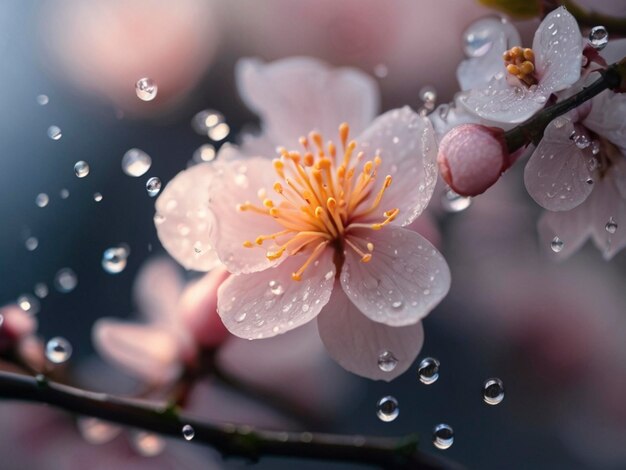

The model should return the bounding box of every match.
[236,57,379,150]
[341,225,450,327]
[524,115,593,211]
[584,90,626,153]
[532,7,583,96]
[354,107,438,226]
[209,157,289,274]
[92,319,182,385]
[599,38,626,64]
[318,287,424,381]
[538,204,592,260]
[217,247,335,339]
[132,257,183,324]
[155,163,221,272]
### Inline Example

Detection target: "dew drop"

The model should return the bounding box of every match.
[269,280,284,296]
[191,109,225,135]
[573,133,590,149]
[442,188,471,212]
[36,94,49,106]
[93,192,103,202]
[606,217,618,234]
[192,144,216,163]
[54,268,78,293]
[432,423,454,450]
[101,246,129,274]
[235,312,247,323]
[122,148,152,177]
[391,300,403,309]
[209,122,230,141]
[45,337,72,364]
[36,193,49,208]
[591,140,601,155]
[377,350,398,372]
[17,294,40,314]
[74,161,90,178]
[589,25,608,50]
[553,117,566,129]
[25,236,39,251]
[146,177,162,197]
[34,283,49,299]
[550,236,564,253]
[418,357,440,385]
[47,125,62,140]
[182,424,195,441]
[135,78,158,101]
[59,188,70,199]
[483,378,505,405]
[376,396,399,422]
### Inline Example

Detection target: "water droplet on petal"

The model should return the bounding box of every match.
[377,351,398,372]
[47,125,62,140]
[182,424,195,441]
[433,423,454,450]
[483,378,505,405]
[269,280,284,296]
[45,337,72,363]
[122,148,152,177]
[54,268,78,293]
[376,396,399,422]
[606,217,618,234]
[146,177,162,197]
[135,78,158,101]
[391,300,403,309]
[34,283,49,298]
[235,312,247,322]
[36,193,49,208]
[25,236,39,251]
[589,25,608,50]
[37,94,49,106]
[102,246,129,274]
[573,134,590,149]
[551,236,564,253]
[442,188,471,212]
[18,294,40,314]
[418,357,440,384]
[74,161,90,178]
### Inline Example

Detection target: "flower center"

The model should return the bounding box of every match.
[238,123,397,281]
[503,46,537,86]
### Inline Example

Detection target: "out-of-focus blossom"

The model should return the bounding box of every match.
[0,304,44,373]
[458,7,583,124]
[39,0,219,115]
[157,57,450,380]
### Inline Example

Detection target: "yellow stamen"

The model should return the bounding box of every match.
[504,46,538,86]
[292,240,329,281]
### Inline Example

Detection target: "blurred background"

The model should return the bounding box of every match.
[1,0,625,469]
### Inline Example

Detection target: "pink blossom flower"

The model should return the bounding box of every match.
[156,57,451,380]
[458,7,583,124]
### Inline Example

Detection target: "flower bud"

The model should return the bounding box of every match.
[437,124,511,197]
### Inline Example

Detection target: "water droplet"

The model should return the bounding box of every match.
[47,125,62,140]
[101,246,129,274]
[192,144,216,163]
[551,236,564,253]
[442,188,471,212]
[37,94,49,106]
[235,312,247,322]
[93,192,103,202]
[589,25,608,50]
[462,22,494,57]
[324,270,334,281]
[135,78,158,101]
[553,117,566,129]
[606,217,618,234]
[182,424,195,441]
[209,122,230,141]
[269,280,284,296]
[418,357,440,385]
[74,160,90,178]
[573,133,590,149]
[419,85,437,110]
[377,351,398,372]
[59,188,70,199]
[146,177,162,197]
[34,283,49,299]
[45,337,72,364]
[17,294,40,314]
[54,268,78,293]
[483,378,505,405]
[191,109,225,135]
[591,140,601,155]
[122,148,152,177]
[432,424,454,450]
[25,236,39,251]
[376,396,399,422]
[36,193,49,208]
[374,64,388,78]
[391,300,403,309]
[132,432,165,457]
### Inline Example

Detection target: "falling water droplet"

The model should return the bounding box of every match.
[36,193,49,208]
[551,236,564,253]
[37,94,49,106]
[432,424,454,450]
[47,125,62,140]
[376,396,399,422]
[25,236,39,251]
[483,378,505,405]
[34,283,49,299]
[589,26,609,50]
[377,351,398,372]
[146,177,162,197]
[93,192,103,202]
[122,148,152,177]
[101,246,129,274]
[54,268,78,293]
[418,357,440,385]
[182,424,195,441]
[74,161,90,178]
[45,337,72,364]
[442,188,471,212]
[17,294,40,314]
[135,78,158,101]
[606,217,618,234]
[192,144,216,163]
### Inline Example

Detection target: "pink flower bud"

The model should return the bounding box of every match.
[437,124,511,197]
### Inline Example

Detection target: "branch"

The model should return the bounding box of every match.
[0,371,465,470]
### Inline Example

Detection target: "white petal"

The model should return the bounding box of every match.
[340,226,450,327]
[318,287,424,381]
[533,7,583,96]
[155,163,221,272]
[587,172,626,260]
[354,107,438,226]
[217,247,335,339]
[132,257,183,324]
[600,38,626,64]
[209,157,289,274]
[236,57,379,150]
[524,115,593,211]
[584,90,626,152]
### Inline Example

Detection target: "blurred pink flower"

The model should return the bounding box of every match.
[156,57,450,380]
